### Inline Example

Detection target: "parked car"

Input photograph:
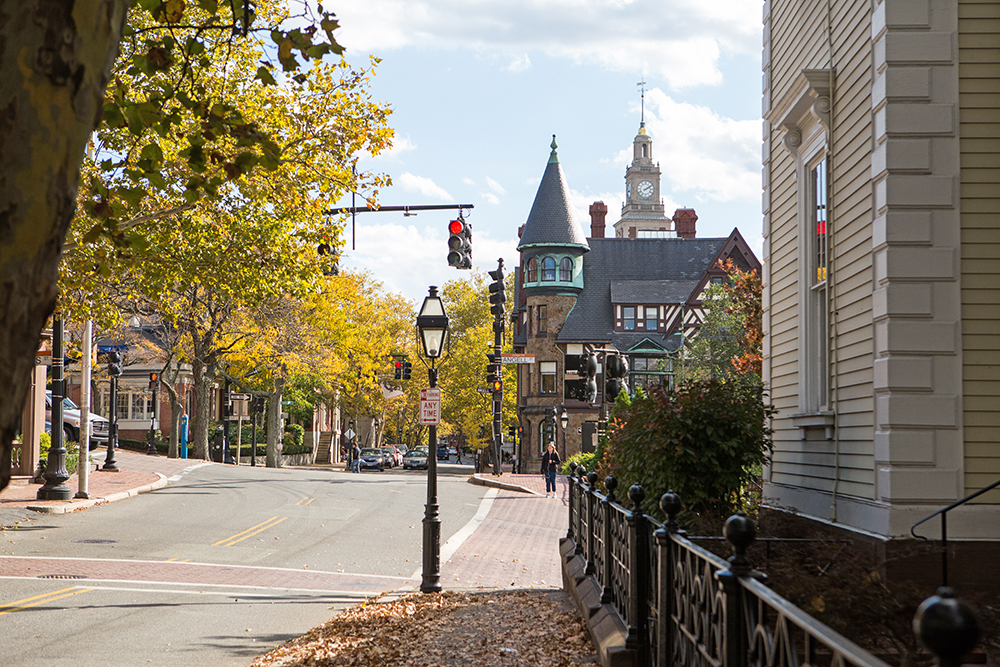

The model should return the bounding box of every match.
[358,448,386,471]
[380,446,398,468]
[45,391,110,449]
[403,449,428,470]
[437,446,450,461]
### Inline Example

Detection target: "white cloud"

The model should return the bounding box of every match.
[485,177,506,195]
[340,221,519,304]
[335,1,759,90]
[482,193,501,205]
[462,177,475,185]
[505,53,532,72]
[397,172,453,200]
[613,89,760,203]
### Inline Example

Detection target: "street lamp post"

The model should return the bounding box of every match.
[559,408,569,460]
[416,286,449,594]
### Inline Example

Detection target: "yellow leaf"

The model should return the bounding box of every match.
[164,0,185,23]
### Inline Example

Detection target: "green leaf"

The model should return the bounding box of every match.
[197,0,218,13]
[255,66,276,86]
[103,103,124,127]
[121,186,147,207]
[140,142,164,166]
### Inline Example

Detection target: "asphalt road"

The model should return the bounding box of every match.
[0,459,489,666]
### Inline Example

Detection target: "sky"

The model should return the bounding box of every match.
[330,0,764,306]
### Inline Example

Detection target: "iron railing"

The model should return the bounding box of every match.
[911,478,1000,587]
[565,464,981,667]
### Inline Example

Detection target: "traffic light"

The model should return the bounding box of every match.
[507,426,516,438]
[447,218,472,269]
[486,353,501,390]
[149,372,159,390]
[402,360,412,380]
[488,266,506,317]
[394,360,402,379]
[584,353,598,403]
[317,242,339,276]
[108,350,123,377]
[605,353,629,400]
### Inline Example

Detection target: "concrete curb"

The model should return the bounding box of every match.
[560,536,635,667]
[25,473,169,514]
[467,474,542,496]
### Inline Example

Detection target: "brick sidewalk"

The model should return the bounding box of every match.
[0,448,209,518]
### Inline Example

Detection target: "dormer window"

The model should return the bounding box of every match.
[623,307,636,331]
[527,257,538,282]
[541,257,556,281]
[559,257,572,282]
[645,306,658,331]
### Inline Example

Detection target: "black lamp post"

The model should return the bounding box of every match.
[559,408,569,460]
[416,286,449,594]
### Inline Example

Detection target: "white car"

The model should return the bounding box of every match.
[45,391,110,448]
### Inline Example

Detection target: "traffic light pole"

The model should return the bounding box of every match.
[325,203,475,252]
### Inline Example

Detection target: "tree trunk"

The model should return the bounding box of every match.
[0,1,128,492]
[191,357,216,460]
[266,376,283,468]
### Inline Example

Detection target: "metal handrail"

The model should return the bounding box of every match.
[910,477,1000,587]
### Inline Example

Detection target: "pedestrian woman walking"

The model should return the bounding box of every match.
[540,443,561,498]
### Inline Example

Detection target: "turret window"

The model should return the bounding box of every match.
[527,258,538,282]
[541,257,556,281]
[559,257,573,281]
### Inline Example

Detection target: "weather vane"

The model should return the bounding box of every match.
[638,79,647,125]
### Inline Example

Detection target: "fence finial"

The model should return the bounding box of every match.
[723,511,757,575]
[605,475,617,503]
[660,491,683,533]
[914,587,980,667]
[629,484,645,513]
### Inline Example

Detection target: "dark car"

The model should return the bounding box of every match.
[359,448,386,471]
[402,449,428,470]
[381,446,399,468]
[437,446,450,461]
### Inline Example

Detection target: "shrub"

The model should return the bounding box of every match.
[562,451,597,476]
[284,423,304,448]
[599,378,775,520]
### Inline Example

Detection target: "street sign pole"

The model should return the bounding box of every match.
[421,364,442,594]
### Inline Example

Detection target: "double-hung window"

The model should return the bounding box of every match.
[623,307,636,331]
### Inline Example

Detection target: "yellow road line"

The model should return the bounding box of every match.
[0,588,93,616]
[166,557,178,561]
[302,497,316,506]
[214,516,287,547]
[212,517,281,546]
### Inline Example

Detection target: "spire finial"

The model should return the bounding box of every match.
[548,134,559,164]
[638,79,647,127]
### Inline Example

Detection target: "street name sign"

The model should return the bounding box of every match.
[501,354,534,364]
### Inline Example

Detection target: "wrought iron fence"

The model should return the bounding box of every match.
[564,464,981,667]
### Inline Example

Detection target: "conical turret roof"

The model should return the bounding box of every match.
[517,136,590,252]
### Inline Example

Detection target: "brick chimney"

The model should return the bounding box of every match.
[673,208,698,239]
[517,224,525,238]
[589,201,607,239]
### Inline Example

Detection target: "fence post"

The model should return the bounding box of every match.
[626,484,650,666]
[656,491,684,667]
[567,462,578,541]
[586,471,599,575]
[914,587,981,667]
[601,476,618,604]
[716,512,764,667]
[575,466,588,556]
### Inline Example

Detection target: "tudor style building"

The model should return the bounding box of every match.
[511,133,760,474]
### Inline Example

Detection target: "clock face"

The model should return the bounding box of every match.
[638,180,654,199]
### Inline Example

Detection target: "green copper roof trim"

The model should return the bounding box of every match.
[548,134,559,164]
[518,242,587,250]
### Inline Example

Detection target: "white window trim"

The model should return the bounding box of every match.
[768,68,832,416]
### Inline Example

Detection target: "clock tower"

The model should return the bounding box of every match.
[613,121,671,239]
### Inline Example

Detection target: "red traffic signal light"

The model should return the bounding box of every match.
[448,219,464,235]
